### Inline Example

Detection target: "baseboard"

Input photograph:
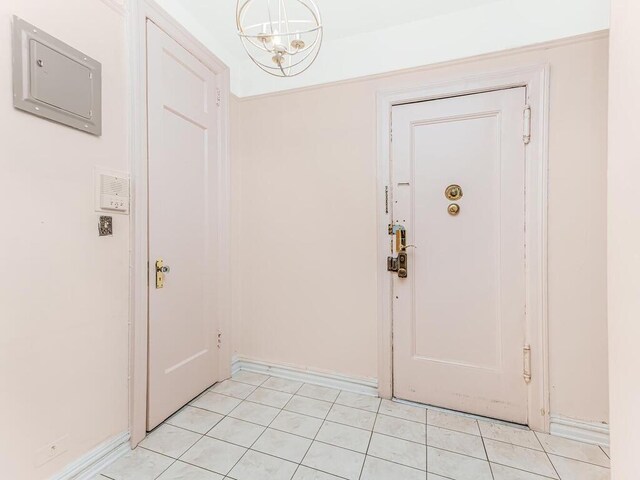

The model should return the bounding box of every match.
[232,356,379,396]
[549,415,609,447]
[50,432,130,480]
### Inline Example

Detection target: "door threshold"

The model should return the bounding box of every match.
[393,397,530,431]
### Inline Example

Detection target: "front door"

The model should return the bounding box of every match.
[391,88,528,424]
[146,20,220,429]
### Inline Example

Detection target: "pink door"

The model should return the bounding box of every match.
[392,88,528,423]
[146,20,220,429]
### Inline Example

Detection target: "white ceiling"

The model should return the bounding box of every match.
[171,0,499,57]
[157,0,610,97]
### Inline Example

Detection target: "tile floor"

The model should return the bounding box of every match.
[95,371,610,480]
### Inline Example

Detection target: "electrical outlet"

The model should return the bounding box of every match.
[35,435,69,467]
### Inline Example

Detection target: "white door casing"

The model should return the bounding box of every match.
[146,20,220,429]
[391,87,529,424]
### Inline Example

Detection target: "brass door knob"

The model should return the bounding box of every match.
[448,204,460,216]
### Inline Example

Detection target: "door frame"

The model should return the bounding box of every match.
[376,65,551,432]
[127,0,232,445]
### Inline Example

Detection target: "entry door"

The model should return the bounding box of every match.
[391,88,528,424]
[147,21,220,429]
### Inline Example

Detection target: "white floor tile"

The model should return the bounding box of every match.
[491,463,554,480]
[180,436,246,475]
[426,475,449,480]
[379,400,426,423]
[252,428,313,463]
[374,414,426,444]
[139,424,201,458]
[228,449,298,480]
[190,392,242,415]
[427,425,486,460]
[326,404,376,430]
[101,448,173,480]
[479,421,542,451]
[297,384,340,402]
[262,377,304,394]
[426,410,479,436]
[206,416,266,447]
[229,401,281,426]
[166,406,223,434]
[292,465,344,480]
[361,455,425,480]
[270,410,324,439]
[302,441,365,480]
[368,433,426,470]
[335,391,381,413]
[232,371,270,386]
[246,387,293,408]
[210,380,257,400]
[484,439,558,479]
[427,446,493,480]
[156,461,224,480]
[285,395,333,419]
[316,421,372,453]
[549,454,610,480]
[536,432,610,467]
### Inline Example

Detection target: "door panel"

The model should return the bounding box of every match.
[147,20,219,430]
[392,88,527,423]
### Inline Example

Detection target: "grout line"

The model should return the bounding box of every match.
[290,383,341,479]
[478,420,496,480]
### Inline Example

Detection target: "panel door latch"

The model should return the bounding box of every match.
[155,259,170,289]
[387,252,408,278]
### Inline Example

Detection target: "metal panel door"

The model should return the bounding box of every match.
[391,88,528,423]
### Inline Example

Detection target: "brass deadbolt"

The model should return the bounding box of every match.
[445,184,463,201]
[448,204,460,216]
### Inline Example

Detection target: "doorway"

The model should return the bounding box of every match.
[391,88,528,423]
[376,67,550,431]
[129,2,232,444]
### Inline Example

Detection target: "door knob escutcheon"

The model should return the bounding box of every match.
[445,184,463,201]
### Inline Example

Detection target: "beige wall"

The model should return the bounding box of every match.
[233,35,610,424]
[0,2,129,479]
[608,0,640,477]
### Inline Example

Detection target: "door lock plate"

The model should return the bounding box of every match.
[155,259,166,289]
[387,252,408,278]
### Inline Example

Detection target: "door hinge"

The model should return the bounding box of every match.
[217,330,222,349]
[523,344,532,383]
[523,105,531,144]
[216,88,221,107]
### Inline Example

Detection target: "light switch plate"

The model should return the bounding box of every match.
[12,16,102,135]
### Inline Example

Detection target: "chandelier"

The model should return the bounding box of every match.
[236,0,323,77]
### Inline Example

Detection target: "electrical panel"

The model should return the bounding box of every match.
[12,16,102,135]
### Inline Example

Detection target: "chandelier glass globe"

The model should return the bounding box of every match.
[236,0,323,77]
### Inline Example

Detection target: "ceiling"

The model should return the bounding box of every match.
[171,0,500,58]
[157,0,610,97]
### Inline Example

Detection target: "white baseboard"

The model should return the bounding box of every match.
[232,356,379,396]
[50,432,130,480]
[549,415,609,447]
